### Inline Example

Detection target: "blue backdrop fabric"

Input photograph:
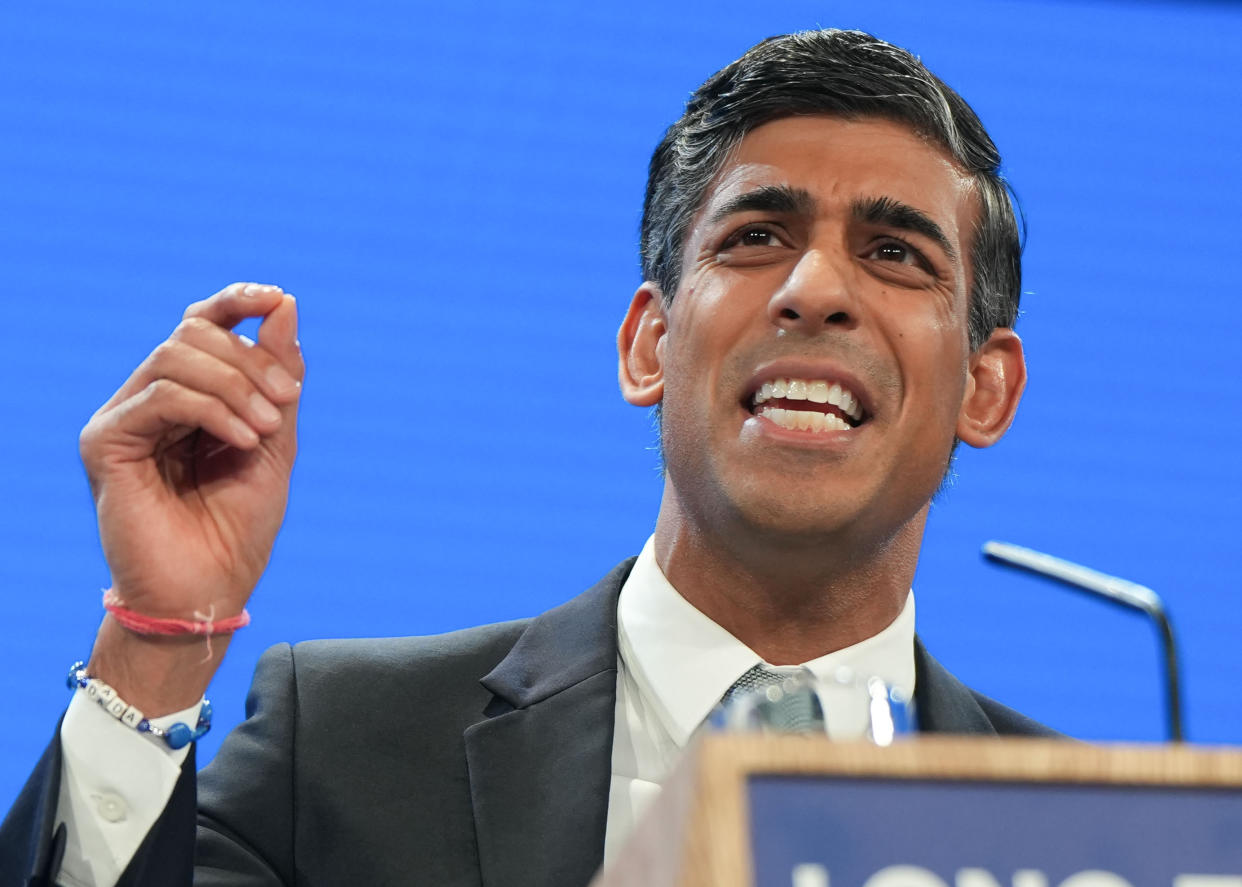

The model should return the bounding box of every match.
[1,0,1239,811]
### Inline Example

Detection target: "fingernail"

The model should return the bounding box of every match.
[230,417,259,445]
[265,365,299,396]
[250,393,281,424]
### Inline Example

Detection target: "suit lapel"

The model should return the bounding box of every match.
[463,570,998,885]
[465,560,634,887]
[913,637,998,735]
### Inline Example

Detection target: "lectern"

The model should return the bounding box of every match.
[594,735,1242,887]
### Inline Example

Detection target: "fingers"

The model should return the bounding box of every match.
[104,284,302,410]
[187,283,303,390]
[183,282,287,330]
[82,378,262,472]
[130,337,290,439]
[85,283,305,469]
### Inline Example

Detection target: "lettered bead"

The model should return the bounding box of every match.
[121,706,144,728]
[106,697,127,718]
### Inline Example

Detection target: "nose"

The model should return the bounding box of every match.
[766,248,858,334]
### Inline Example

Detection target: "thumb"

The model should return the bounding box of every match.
[258,294,304,384]
[256,294,304,460]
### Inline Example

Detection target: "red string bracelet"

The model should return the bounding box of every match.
[102,590,251,637]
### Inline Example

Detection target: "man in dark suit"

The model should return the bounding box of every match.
[2,28,1052,887]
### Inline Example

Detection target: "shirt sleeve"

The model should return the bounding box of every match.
[54,691,202,887]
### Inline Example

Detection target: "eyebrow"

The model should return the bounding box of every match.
[852,195,958,263]
[705,184,815,226]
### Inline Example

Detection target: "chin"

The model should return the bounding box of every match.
[719,482,873,548]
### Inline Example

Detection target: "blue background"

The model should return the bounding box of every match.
[2,0,1239,811]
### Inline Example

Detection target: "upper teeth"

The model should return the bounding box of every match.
[753,378,864,422]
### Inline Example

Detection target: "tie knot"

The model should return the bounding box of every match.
[720,664,825,733]
[722,664,799,704]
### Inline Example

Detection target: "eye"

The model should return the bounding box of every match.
[721,224,786,250]
[871,241,914,263]
[867,239,931,272]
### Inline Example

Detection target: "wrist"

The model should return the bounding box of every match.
[87,615,232,716]
[68,660,213,749]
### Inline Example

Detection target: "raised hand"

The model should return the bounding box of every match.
[80,283,304,714]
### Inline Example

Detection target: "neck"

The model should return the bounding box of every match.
[652,491,925,665]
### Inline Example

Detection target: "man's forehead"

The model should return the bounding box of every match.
[695,116,976,235]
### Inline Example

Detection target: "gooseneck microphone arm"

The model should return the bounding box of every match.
[981,540,1184,743]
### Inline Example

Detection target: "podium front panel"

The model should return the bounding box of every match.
[748,774,1242,886]
[592,736,1242,887]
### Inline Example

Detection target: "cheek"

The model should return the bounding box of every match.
[892,317,972,421]
[892,291,969,363]
[929,356,973,427]
[658,330,727,452]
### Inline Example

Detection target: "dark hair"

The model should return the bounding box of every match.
[640,29,1022,351]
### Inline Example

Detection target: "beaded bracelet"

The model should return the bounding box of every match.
[67,661,212,750]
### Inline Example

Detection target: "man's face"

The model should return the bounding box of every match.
[652,115,982,550]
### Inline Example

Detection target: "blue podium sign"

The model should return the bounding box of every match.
[749,775,1242,887]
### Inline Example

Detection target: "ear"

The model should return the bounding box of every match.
[956,328,1026,448]
[617,282,667,407]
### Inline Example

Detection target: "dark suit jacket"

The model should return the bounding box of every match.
[1,559,1056,886]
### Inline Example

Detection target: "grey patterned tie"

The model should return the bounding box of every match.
[721,664,826,733]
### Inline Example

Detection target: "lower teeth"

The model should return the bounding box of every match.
[759,406,851,432]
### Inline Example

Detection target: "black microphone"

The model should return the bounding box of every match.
[981,540,1184,743]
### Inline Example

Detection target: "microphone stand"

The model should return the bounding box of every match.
[982,540,1184,743]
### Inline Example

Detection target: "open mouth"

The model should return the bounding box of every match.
[746,377,868,433]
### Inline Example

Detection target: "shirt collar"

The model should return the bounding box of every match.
[617,535,916,747]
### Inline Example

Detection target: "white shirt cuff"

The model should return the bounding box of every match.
[54,690,202,887]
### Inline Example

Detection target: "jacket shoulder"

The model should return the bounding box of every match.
[914,637,1063,738]
[240,618,536,729]
[969,689,1063,738]
[287,618,533,682]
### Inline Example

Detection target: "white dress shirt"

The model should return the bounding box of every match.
[603,536,915,864]
[54,539,914,885]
